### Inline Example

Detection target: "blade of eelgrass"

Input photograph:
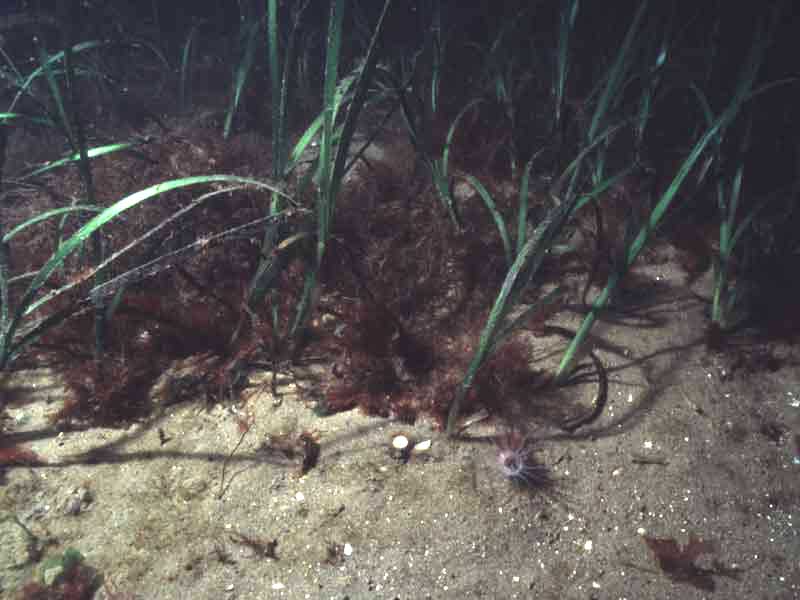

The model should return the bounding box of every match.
[289,0,352,329]
[2,206,104,242]
[247,3,326,314]
[37,42,75,151]
[285,112,325,175]
[711,161,744,328]
[0,113,54,127]
[441,99,481,185]
[295,28,320,113]
[429,160,455,227]
[2,302,92,368]
[710,117,771,329]
[446,194,578,435]
[9,40,109,113]
[254,0,313,329]
[429,0,442,115]
[633,28,669,159]
[21,141,143,180]
[0,121,7,333]
[267,0,282,173]
[586,0,649,143]
[492,286,566,356]
[0,43,24,85]
[269,0,312,177]
[516,152,543,254]
[179,22,201,111]
[328,0,394,212]
[224,20,261,139]
[245,231,310,310]
[579,1,650,187]
[389,66,423,152]
[430,98,482,228]
[313,0,345,263]
[290,0,394,338]
[0,236,11,347]
[44,33,109,362]
[462,174,513,266]
[554,0,579,133]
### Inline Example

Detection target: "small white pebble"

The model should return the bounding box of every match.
[295,491,305,502]
[271,582,285,590]
[392,435,410,450]
[343,543,353,556]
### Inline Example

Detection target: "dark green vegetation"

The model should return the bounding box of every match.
[0,0,797,442]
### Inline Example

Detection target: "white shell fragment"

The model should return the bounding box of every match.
[411,439,432,454]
